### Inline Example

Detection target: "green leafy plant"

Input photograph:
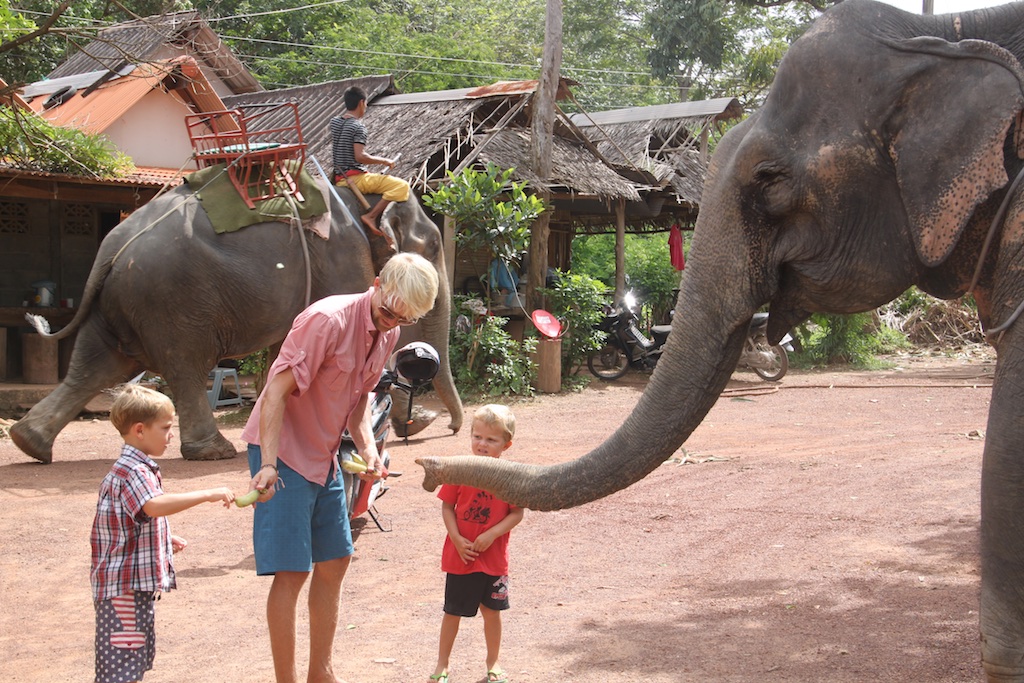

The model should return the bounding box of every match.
[237,349,271,395]
[540,271,609,378]
[424,163,545,305]
[449,295,537,397]
[0,107,134,177]
[571,232,682,325]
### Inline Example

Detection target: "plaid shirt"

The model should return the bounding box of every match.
[90,444,176,600]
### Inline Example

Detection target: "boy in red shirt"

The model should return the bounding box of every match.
[429,405,524,683]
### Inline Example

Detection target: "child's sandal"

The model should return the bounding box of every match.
[429,672,449,683]
[487,668,507,683]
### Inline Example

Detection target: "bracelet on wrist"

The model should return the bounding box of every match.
[260,463,278,474]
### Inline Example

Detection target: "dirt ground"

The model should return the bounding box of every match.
[0,346,999,683]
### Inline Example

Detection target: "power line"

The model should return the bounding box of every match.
[236,52,679,91]
[228,35,659,79]
[204,0,354,22]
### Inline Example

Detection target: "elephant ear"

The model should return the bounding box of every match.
[886,37,1024,267]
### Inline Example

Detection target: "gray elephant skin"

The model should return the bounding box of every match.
[11,179,463,463]
[418,0,1024,679]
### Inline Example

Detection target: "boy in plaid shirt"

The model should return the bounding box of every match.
[91,384,236,683]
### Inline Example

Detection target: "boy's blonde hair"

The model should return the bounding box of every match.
[379,252,439,320]
[110,384,175,435]
[473,404,516,443]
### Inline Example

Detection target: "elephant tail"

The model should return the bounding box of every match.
[25,256,114,341]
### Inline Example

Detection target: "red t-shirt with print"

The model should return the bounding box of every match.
[438,484,515,575]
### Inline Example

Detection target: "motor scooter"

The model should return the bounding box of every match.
[587,294,795,382]
[587,291,670,380]
[737,312,796,381]
[338,342,440,531]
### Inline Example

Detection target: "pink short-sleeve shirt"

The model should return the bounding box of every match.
[241,289,399,484]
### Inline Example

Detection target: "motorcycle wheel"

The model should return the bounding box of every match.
[342,470,357,520]
[587,343,629,380]
[753,344,789,381]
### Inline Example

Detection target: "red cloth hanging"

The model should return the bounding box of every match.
[668,223,686,271]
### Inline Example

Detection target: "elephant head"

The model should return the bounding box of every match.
[362,194,464,434]
[418,1,1024,677]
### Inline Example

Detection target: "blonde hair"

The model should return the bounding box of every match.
[473,404,516,442]
[110,384,174,435]
[379,252,439,320]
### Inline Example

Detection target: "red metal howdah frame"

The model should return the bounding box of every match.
[186,102,307,209]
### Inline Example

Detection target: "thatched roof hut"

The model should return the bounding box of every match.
[568,97,743,230]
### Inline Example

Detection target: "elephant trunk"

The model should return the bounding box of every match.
[428,278,464,432]
[418,271,753,510]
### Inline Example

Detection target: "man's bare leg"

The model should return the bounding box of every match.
[268,570,310,683]
[361,200,392,234]
[307,556,351,683]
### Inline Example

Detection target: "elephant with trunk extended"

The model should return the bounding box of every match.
[11,177,462,463]
[419,0,1024,679]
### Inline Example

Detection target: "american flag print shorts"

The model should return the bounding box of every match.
[94,592,156,683]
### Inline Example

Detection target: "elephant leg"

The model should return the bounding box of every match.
[162,370,238,461]
[979,338,1024,681]
[11,330,141,463]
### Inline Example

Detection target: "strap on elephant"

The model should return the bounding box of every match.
[282,190,312,309]
[968,163,1024,345]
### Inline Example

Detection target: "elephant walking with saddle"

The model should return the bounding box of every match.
[11,176,462,463]
[418,1,1024,679]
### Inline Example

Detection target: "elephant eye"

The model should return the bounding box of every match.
[753,163,792,216]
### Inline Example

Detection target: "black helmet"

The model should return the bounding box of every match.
[394,342,440,382]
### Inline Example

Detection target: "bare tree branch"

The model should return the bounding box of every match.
[0,0,76,55]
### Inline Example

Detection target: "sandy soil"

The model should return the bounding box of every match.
[0,346,997,683]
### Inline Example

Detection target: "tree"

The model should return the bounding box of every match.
[646,0,824,107]
[423,163,546,308]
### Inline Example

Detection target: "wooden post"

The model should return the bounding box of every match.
[22,332,58,384]
[527,0,563,313]
[615,199,626,302]
[534,337,561,393]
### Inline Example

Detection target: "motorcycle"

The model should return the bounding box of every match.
[337,342,440,531]
[587,292,670,380]
[737,312,795,382]
[587,293,795,382]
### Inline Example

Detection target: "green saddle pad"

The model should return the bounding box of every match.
[184,158,327,234]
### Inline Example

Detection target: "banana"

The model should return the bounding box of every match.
[340,459,368,474]
[351,453,367,466]
[234,489,265,508]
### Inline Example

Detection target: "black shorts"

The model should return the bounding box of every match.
[443,572,510,617]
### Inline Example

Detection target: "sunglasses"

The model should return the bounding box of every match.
[378,295,419,326]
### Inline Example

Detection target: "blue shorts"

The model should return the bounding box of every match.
[247,444,354,575]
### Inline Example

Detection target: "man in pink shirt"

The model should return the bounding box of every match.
[241,252,439,683]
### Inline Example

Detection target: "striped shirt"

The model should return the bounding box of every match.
[329,115,368,175]
[90,444,175,600]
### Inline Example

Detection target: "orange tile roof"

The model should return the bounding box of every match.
[25,57,228,136]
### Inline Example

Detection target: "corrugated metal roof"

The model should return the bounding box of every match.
[48,11,262,95]
[223,76,397,167]
[0,164,172,188]
[571,97,743,127]
[24,57,228,136]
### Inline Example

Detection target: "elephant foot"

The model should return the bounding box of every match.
[9,420,54,464]
[180,433,239,461]
[416,457,442,492]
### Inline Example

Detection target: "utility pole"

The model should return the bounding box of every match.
[527,0,562,312]
[923,0,934,14]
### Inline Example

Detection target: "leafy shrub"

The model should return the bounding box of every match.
[450,296,537,397]
[0,108,134,177]
[540,271,609,378]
